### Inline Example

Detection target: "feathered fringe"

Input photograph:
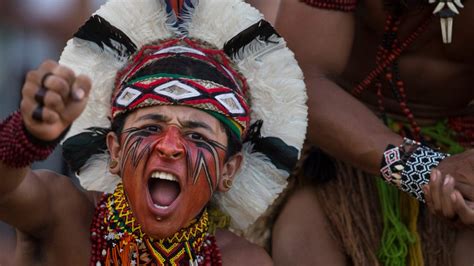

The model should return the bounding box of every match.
[77,153,120,193]
[95,0,174,47]
[58,0,308,236]
[213,143,288,230]
[187,0,263,48]
[59,38,123,140]
[176,0,199,36]
[162,0,180,34]
[224,19,282,62]
[239,44,307,152]
[74,15,137,61]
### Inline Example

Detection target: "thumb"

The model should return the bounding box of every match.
[62,74,92,123]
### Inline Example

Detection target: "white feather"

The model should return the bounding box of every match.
[77,153,120,193]
[57,0,308,238]
[96,0,174,46]
[187,0,263,47]
[59,38,123,141]
[239,45,308,153]
[213,143,288,230]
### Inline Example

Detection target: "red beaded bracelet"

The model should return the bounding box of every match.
[0,111,62,168]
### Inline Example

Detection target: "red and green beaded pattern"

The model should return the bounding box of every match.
[111,38,250,139]
[89,183,222,265]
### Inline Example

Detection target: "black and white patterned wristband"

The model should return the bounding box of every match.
[380,138,420,186]
[380,138,449,202]
[400,146,449,202]
[380,144,405,187]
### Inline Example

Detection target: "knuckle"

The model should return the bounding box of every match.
[40,59,57,70]
[42,108,58,123]
[45,92,63,109]
[47,77,69,96]
[54,65,76,83]
[26,70,38,82]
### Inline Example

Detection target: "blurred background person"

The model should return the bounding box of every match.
[0,1,104,264]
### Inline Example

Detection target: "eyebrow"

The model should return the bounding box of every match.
[179,119,215,134]
[136,113,215,134]
[136,113,170,123]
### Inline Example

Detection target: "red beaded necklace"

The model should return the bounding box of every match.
[352,2,474,146]
[90,183,222,266]
[352,5,434,139]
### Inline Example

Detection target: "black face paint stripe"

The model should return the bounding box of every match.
[193,139,221,182]
[121,127,153,167]
[192,151,214,196]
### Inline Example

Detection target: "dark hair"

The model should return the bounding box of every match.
[111,112,242,162]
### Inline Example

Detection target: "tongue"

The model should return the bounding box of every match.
[149,179,180,206]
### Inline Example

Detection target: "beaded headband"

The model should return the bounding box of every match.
[59,0,307,240]
[111,38,250,139]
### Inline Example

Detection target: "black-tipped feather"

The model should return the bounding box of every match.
[74,15,137,58]
[62,127,110,173]
[224,20,280,57]
[245,120,298,173]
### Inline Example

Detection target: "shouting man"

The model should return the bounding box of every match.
[0,0,307,265]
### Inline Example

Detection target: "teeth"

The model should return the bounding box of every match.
[150,171,178,182]
[154,204,169,210]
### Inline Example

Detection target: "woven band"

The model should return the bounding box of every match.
[0,111,62,168]
[380,138,449,202]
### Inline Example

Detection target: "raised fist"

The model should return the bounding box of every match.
[20,60,91,141]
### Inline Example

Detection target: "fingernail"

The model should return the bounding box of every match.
[72,88,85,101]
[432,171,437,182]
[444,176,450,186]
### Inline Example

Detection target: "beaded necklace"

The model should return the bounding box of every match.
[352,2,434,139]
[353,0,473,143]
[90,183,222,266]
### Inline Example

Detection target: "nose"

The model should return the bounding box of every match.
[155,127,184,160]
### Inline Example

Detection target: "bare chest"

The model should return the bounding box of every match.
[343,0,474,114]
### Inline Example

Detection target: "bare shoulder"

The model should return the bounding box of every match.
[34,169,97,202]
[32,169,97,218]
[215,229,273,266]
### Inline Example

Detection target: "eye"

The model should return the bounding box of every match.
[144,125,161,132]
[186,132,205,140]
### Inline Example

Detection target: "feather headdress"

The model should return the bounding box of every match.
[60,0,307,239]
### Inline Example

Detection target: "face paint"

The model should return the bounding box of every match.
[116,105,229,239]
[186,137,227,196]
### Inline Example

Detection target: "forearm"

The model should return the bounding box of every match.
[0,111,57,234]
[0,163,29,203]
[306,74,403,175]
[0,111,59,201]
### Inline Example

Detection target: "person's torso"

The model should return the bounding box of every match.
[342,0,474,119]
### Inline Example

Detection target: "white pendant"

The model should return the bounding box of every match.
[430,0,464,44]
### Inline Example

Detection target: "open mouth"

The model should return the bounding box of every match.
[148,171,181,209]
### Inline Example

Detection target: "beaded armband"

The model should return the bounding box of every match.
[380,138,449,202]
[301,0,358,12]
[0,111,62,168]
